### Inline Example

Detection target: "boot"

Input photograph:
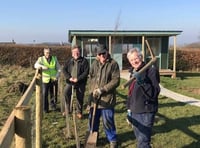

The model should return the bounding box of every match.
[110,141,118,148]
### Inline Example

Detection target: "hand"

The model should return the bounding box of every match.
[86,105,91,113]
[41,65,48,70]
[93,88,103,99]
[51,78,57,81]
[69,77,77,83]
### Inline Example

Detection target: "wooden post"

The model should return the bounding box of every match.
[15,106,31,148]
[142,36,145,61]
[35,69,42,148]
[60,72,65,113]
[109,35,112,54]
[173,36,177,78]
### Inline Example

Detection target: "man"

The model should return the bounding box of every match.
[34,48,61,113]
[88,45,120,148]
[63,45,89,119]
[126,48,160,148]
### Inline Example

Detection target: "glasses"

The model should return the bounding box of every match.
[98,52,106,56]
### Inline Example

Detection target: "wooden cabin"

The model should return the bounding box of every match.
[68,30,182,78]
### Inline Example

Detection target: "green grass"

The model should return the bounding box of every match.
[160,72,200,100]
[0,65,200,147]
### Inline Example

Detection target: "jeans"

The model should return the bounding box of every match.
[88,108,117,142]
[130,112,155,148]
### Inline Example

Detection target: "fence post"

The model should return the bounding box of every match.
[15,106,31,148]
[59,72,65,113]
[35,69,42,148]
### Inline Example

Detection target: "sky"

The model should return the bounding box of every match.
[0,0,199,45]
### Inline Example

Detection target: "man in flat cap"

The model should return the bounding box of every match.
[87,45,120,148]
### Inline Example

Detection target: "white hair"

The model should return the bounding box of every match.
[127,47,143,59]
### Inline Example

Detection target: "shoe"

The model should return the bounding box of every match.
[77,113,82,119]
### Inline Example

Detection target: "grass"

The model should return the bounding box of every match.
[160,72,200,100]
[0,65,200,147]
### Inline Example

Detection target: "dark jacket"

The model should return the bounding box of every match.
[63,56,89,85]
[89,55,120,108]
[127,62,160,113]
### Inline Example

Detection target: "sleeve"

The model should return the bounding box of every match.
[77,58,89,82]
[34,57,43,69]
[62,59,71,81]
[103,61,120,92]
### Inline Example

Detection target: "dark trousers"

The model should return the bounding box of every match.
[50,80,58,103]
[130,112,155,148]
[63,83,86,114]
[43,81,57,112]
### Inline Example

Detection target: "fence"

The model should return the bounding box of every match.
[0,69,43,148]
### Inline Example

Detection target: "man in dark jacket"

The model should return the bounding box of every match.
[63,45,89,119]
[88,45,120,148]
[126,47,160,148]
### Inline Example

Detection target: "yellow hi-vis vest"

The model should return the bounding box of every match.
[40,56,57,83]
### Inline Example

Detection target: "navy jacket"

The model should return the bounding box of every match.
[127,62,160,113]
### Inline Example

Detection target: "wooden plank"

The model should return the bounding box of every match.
[0,111,15,147]
[0,69,40,147]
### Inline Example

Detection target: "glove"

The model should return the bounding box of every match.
[133,72,144,85]
[127,109,132,117]
[93,88,104,99]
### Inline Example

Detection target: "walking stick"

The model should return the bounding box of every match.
[71,85,80,148]
[65,96,72,139]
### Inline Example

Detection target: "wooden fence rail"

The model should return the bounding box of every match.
[0,69,42,148]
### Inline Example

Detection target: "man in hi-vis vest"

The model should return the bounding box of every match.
[34,48,61,113]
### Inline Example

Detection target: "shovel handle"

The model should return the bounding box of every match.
[90,102,97,133]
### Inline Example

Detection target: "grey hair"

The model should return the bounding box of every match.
[44,48,51,52]
[127,47,143,59]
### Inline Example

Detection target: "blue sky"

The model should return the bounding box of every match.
[0,0,199,45]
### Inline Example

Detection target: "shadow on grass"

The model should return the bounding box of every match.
[159,96,187,108]
[177,72,200,79]
[154,112,200,144]
[182,141,200,148]
[116,90,127,100]
[97,130,135,148]
[154,96,200,145]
